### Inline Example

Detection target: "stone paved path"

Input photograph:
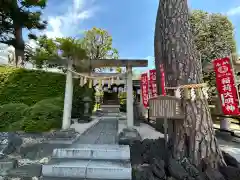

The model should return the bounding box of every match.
[41,117,132,180]
[71,118,118,146]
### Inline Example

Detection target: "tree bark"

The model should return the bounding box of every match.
[13,0,25,67]
[154,0,225,168]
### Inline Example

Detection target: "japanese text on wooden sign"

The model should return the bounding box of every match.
[141,73,149,108]
[149,69,157,98]
[213,57,239,115]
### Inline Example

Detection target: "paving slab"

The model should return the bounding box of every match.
[7,164,42,178]
[86,161,131,179]
[52,144,130,161]
[42,160,88,178]
[42,160,131,179]
[0,159,17,176]
[42,117,127,180]
[72,118,118,145]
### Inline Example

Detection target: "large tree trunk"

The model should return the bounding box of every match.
[13,0,25,67]
[154,0,225,168]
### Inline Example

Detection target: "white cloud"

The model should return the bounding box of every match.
[227,6,240,16]
[44,0,97,38]
[26,39,38,49]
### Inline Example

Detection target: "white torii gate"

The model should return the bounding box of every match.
[62,59,148,129]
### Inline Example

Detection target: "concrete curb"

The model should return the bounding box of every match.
[46,117,101,145]
[214,128,240,143]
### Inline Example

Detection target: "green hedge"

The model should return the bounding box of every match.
[0,103,28,131]
[22,100,63,132]
[0,66,66,106]
[0,65,95,132]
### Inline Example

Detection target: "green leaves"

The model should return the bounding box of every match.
[190,10,237,99]
[20,0,47,8]
[190,10,236,68]
[81,27,120,72]
[82,27,119,60]
[0,0,47,49]
[31,36,87,69]
[56,37,87,60]
[31,28,119,72]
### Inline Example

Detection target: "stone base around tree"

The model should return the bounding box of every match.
[130,138,240,180]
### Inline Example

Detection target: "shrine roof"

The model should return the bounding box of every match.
[47,58,148,68]
[83,59,148,68]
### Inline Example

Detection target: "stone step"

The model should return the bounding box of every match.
[52,144,130,161]
[102,110,120,114]
[42,160,132,179]
[101,115,120,119]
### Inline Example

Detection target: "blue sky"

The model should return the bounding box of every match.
[9,0,240,72]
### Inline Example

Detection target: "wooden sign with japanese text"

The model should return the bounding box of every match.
[213,57,239,115]
[140,73,149,108]
[149,95,183,119]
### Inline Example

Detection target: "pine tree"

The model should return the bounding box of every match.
[0,0,47,66]
[154,0,225,168]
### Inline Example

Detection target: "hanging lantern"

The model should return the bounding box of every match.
[79,77,82,86]
[137,89,141,95]
[98,79,102,90]
[113,86,117,92]
[108,78,111,88]
[118,87,123,92]
[111,77,114,85]
[84,77,87,85]
[89,79,93,88]
[80,77,84,87]
[103,86,108,92]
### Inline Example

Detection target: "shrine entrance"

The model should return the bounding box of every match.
[103,91,119,105]
[62,59,148,129]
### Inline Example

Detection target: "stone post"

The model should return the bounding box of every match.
[62,59,73,129]
[126,65,134,127]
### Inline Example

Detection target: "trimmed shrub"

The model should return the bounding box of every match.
[22,101,62,132]
[7,120,24,131]
[0,65,95,131]
[0,66,65,106]
[0,103,28,131]
[36,96,64,109]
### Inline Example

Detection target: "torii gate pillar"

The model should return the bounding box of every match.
[126,65,134,127]
[62,60,73,129]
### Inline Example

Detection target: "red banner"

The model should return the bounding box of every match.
[160,64,166,96]
[213,57,239,115]
[141,73,149,108]
[149,69,157,97]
